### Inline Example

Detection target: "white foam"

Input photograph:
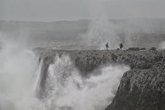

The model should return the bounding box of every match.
[43,55,129,110]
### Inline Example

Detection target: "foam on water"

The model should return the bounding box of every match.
[0,37,129,110]
[41,55,129,110]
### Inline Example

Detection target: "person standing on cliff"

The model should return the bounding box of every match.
[120,43,123,49]
[106,43,109,50]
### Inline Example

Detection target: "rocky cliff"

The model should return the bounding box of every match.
[106,50,165,110]
[35,48,165,110]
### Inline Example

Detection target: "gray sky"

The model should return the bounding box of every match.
[0,0,165,21]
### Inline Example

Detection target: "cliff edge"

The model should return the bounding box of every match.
[35,48,165,110]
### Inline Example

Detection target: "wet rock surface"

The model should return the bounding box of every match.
[106,51,165,110]
[35,48,165,110]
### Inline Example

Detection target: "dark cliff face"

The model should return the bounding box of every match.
[106,65,165,110]
[106,50,165,110]
[35,48,165,110]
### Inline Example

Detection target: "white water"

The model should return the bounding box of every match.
[0,38,45,110]
[39,55,130,110]
[0,38,130,110]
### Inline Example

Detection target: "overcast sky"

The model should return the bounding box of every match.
[0,0,165,21]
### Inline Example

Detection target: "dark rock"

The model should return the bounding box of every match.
[34,48,165,110]
[106,52,165,110]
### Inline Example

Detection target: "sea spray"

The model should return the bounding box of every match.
[33,59,44,97]
[0,37,45,110]
[40,54,130,110]
[0,36,130,110]
[83,0,121,49]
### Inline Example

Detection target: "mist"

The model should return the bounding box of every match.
[36,55,130,110]
[0,0,165,110]
[0,0,165,50]
[0,36,45,110]
[0,34,130,110]
[80,0,165,49]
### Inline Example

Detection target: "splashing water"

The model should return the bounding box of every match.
[39,55,130,110]
[0,38,45,110]
[0,37,129,110]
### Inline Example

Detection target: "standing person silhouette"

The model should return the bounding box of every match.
[106,43,109,50]
[120,43,123,49]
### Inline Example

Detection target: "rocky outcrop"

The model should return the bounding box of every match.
[35,48,165,110]
[35,48,163,73]
[106,50,165,110]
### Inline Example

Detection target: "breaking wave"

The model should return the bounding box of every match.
[0,39,129,110]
